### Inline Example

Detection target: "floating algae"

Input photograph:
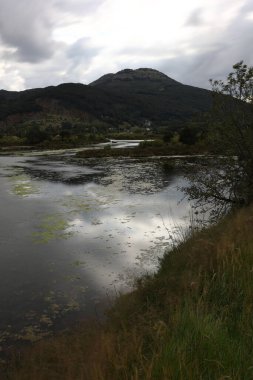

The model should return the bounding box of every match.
[72,260,86,267]
[60,195,96,213]
[32,214,75,243]
[9,173,39,197]
[16,325,50,343]
[0,287,84,345]
[39,314,53,327]
[13,182,39,197]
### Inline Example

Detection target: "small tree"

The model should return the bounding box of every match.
[26,125,49,144]
[179,126,199,145]
[182,61,253,220]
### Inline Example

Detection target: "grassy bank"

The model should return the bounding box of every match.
[5,205,253,379]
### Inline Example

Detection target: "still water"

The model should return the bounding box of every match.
[0,148,191,348]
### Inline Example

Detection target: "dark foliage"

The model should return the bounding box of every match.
[183,61,253,220]
[0,69,212,128]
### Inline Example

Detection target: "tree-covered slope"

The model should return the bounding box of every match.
[0,68,212,129]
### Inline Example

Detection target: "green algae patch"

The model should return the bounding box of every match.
[72,260,86,267]
[9,173,40,198]
[12,182,39,197]
[32,214,75,243]
[60,195,97,213]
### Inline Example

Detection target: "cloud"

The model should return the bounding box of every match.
[0,60,25,91]
[65,38,101,82]
[0,0,104,88]
[0,0,57,62]
[0,0,105,63]
[0,0,252,91]
[240,0,253,13]
[185,8,204,26]
[10,38,100,90]
[157,8,253,89]
[67,38,99,64]
[54,0,105,15]
[111,0,253,89]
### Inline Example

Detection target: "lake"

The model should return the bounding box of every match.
[0,147,192,348]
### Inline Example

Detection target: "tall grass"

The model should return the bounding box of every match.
[6,206,253,379]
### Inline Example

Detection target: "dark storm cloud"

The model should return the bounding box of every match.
[185,8,204,27]
[0,0,57,62]
[0,0,104,63]
[20,38,100,89]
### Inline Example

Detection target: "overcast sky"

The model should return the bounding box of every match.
[0,0,252,91]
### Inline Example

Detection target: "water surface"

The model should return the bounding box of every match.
[0,148,191,348]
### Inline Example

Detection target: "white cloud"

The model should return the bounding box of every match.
[246,11,253,20]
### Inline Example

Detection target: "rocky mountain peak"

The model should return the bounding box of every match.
[90,68,180,86]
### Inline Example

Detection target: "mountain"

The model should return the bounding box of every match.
[0,68,212,132]
[90,68,179,87]
[90,68,211,120]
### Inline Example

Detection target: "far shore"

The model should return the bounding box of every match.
[76,143,207,159]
